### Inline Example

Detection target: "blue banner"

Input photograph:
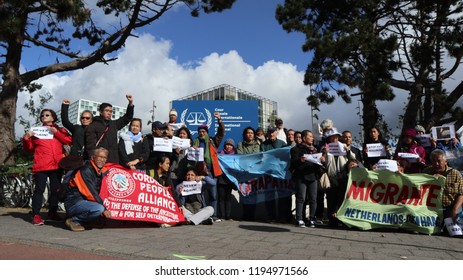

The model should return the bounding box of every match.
[172,100,258,150]
[218,147,294,203]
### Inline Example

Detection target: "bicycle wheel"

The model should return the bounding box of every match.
[2,175,22,208]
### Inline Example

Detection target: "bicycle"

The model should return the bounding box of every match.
[0,165,23,207]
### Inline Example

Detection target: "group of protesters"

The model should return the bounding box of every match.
[21,95,463,235]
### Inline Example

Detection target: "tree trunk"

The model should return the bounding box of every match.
[362,93,379,143]
[0,13,26,165]
[402,84,423,131]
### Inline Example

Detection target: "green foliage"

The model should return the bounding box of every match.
[18,91,53,133]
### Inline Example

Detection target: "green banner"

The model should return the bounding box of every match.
[337,168,446,235]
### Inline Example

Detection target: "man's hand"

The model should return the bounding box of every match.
[103,210,111,218]
[214,112,221,120]
[126,94,134,105]
[63,99,70,105]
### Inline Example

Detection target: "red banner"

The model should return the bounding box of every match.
[99,164,185,224]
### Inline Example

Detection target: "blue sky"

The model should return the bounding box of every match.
[17,0,400,141]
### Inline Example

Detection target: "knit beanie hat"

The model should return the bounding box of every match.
[224,138,235,147]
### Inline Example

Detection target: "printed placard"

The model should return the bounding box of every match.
[303,153,323,165]
[172,136,191,149]
[417,134,431,147]
[431,124,455,140]
[187,147,204,162]
[328,142,347,156]
[180,181,203,196]
[398,152,420,163]
[366,143,386,157]
[376,159,398,172]
[153,137,173,152]
[169,123,185,132]
[30,126,53,139]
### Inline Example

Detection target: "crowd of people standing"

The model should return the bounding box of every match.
[21,96,463,235]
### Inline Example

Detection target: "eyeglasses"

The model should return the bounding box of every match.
[40,114,51,118]
[81,116,92,120]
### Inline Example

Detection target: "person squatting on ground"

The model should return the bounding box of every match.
[64,148,112,232]
[23,108,73,225]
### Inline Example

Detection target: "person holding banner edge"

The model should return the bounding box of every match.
[64,147,112,232]
[423,149,463,230]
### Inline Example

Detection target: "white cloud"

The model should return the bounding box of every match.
[15,33,368,141]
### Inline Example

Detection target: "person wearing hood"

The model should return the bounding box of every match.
[394,128,426,174]
[23,108,73,225]
[85,94,134,164]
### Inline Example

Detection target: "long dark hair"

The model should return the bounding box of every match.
[364,126,388,146]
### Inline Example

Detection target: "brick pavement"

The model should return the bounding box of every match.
[1,207,462,260]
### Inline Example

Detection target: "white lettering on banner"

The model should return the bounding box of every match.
[137,193,176,211]
[138,182,173,199]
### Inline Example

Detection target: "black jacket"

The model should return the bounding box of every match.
[290,143,321,181]
[61,103,88,159]
[85,104,134,163]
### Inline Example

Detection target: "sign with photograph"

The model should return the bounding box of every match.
[431,124,455,140]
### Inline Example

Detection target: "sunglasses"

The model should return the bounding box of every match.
[81,116,92,120]
[40,114,51,118]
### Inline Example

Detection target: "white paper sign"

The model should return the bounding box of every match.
[417,134,431,147]
[398,152,420,162]
[303,153,323,166]
[187,147,204,162]
[376,159,398,172]
[172,136,191,149]
[444,217,463,236]
[153,138,173,152]
[169,123,185,132]
[327,142,347,156]
[180,181,203,196]
[432,124,455,140]
[30,126,53,139]
[366,143,386,157]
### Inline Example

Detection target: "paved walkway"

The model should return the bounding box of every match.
[1,207,462,260]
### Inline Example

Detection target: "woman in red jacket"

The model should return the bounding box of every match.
[22,109,72,225]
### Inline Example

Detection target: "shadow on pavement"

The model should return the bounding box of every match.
[239,224,290,232]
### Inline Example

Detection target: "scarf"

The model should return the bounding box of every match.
[120,132,138,155]
[193,135,212,166]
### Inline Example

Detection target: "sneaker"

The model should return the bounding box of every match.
[297,220,306,228]
[308,220,316,228]
[212,217,221,223]
[65,218,85,232]
[32,214,44,226]
[160,223,172,228]
[46,212,64,222]
[201,218,214,225]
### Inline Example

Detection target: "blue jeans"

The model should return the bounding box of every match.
[66,200,105,225]
[32,170,62,215]
[202,173,218,217]
[294,177,317,221]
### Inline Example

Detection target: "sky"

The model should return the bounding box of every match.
[16,0,411,142]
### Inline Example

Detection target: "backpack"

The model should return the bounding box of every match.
[57,155,84,202]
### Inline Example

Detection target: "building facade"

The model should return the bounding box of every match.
[56,99,128,133]
[173,84,278,130]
